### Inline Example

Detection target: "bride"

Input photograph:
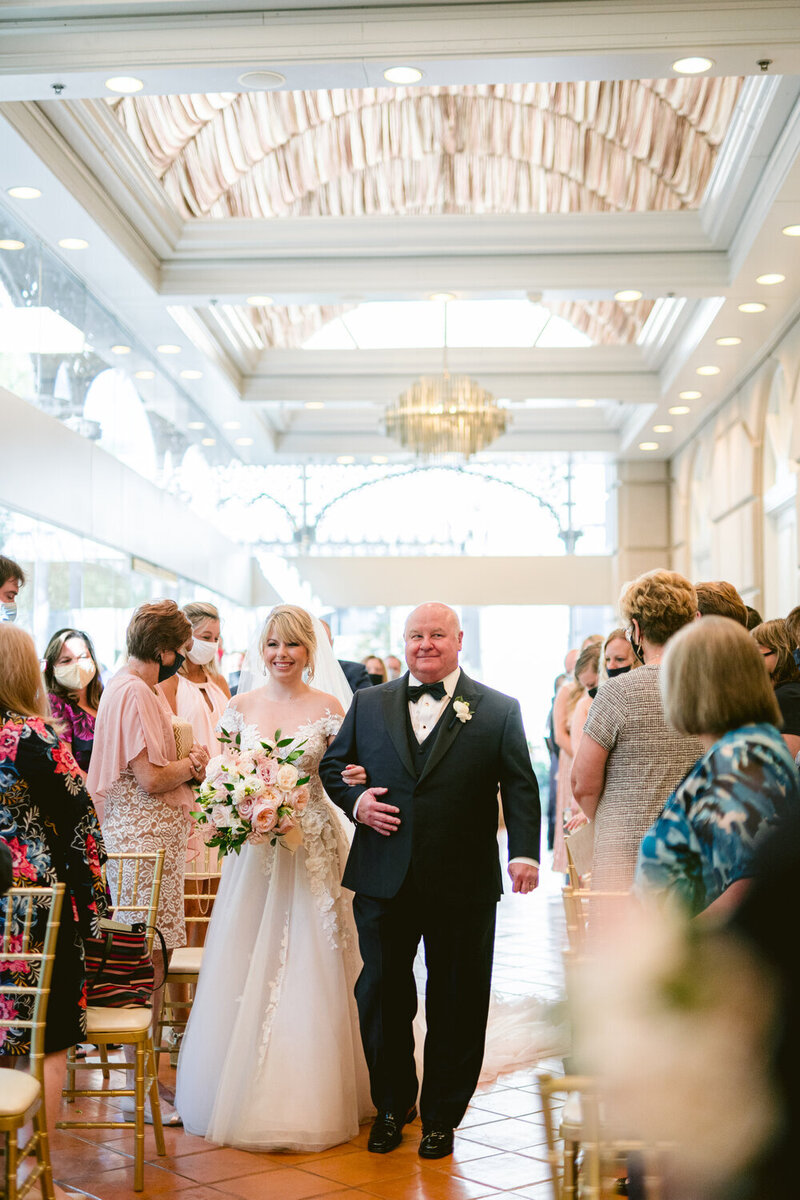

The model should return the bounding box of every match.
[175,604,372,1151]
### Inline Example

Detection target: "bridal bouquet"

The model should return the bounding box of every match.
[194,724,310,856]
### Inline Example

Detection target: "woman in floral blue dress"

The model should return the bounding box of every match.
[0,623,108,1145]
[635,616,800,920]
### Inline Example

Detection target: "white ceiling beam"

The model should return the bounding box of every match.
[0,3,799,99]
[161,250,729,303]
[273,429,621,456]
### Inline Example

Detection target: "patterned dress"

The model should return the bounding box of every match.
[0,710,108,1054]
[582,665,704,890]
[634,723,800,916]
[48,693,96,773]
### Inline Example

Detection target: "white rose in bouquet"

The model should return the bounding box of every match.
[276,763,299,790]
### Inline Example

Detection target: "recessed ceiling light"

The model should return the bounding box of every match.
[782,224,800,237]
[180,369,203,380]
[639,442,660,451]
[237,70,286,91]
[371,455,389,464]
[0,239,25,250]
[58,237,88,250]
[305,401,325,410]
[653,424,673,434]
[134,369,155,380]
[187,421,206,430]
[738,302,766,313]
[7,186,41,200]
[672,56,714,74]
[756,273,785,286]
[696,365,720,376]
[235,436,254,446]
[157,344,181,354]
[429,292,456,302]
[105,76,144,94]
[384,66,423,84]
[336,455,355,464]
[715,336,742,346]
[679,390,702,400]
[576,399,596,407]
[201,437,216,446]
[110,344,131,355]
[246,295,274,307]
[614,289,643,302]
[669,405,691,415]
[222,420,241,430]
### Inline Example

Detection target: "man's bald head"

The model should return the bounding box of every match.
[404,603,463,682]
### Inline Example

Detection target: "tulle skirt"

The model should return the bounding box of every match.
[175,837,372,1151]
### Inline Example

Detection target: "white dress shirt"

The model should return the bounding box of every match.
[353,668,539,868]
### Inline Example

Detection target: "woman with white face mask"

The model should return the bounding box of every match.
[43,628,104,777]
[160,602,230,755]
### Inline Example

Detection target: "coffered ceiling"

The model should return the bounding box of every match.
[1,1,800,465]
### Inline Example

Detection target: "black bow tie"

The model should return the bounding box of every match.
[407,680,447,703]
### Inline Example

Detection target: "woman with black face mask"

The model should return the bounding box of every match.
[600,626,639,683]
[87,599,210,1124]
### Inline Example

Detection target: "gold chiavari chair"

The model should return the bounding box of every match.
[0,883,64,1200]
[560,886,630,954]
[60,850,166,1192]
[156,842,222,1065]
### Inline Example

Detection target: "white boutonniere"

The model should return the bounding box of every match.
[453,697,473,724]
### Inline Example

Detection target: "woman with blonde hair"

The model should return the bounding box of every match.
[552,643,600,870]
[599,626,638,684]
[176,604,371,1150]
[635,617,800,918]
[572,569,704,889]
[0,624,108,1186]
[750,618,800,758]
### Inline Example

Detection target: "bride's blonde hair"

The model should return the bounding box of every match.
[260,605,316,679]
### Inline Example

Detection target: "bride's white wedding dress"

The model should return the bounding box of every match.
[175,709,372,1151]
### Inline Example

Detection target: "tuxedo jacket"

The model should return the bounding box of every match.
[319,671,541,904]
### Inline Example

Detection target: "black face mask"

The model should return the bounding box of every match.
[607,665,632,678]
[368,673,384,686]
[157,651,184,683]
[587,685,599,699]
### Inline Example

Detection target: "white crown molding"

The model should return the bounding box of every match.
[657,296,727,393]
[0,99,165,285]
[40,98,183,259]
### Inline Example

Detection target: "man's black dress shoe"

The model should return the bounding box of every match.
[367,1106,417,1154]
[418,1125,454,1159]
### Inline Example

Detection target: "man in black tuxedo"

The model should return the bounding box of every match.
[320,602,540,1159]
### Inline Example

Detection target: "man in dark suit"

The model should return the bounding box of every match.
[320,602,540,1160]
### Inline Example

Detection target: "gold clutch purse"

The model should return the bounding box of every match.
[172,717,194,760]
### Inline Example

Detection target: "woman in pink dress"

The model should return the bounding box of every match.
[86,599,209,1120]
[552,643,600,872]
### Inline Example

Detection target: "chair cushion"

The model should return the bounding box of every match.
[0,1071,40,1117]
[86,1005,153,1035]
[168,946,203,974]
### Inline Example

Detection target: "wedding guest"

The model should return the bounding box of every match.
[87,600,209,1121]
[544,674,566,851]
[43,627,104,777]
[363,655,388,685]
[0,555,24,622]
[0,623,108,1179]
[599,626,638,684]
[745,605,764,632]
[569,644,600,762]
[785,604,800,663]
[751,619,800,758]
[635,617,800,919]
[572,569,704,889]
[319,620,372,692]
[695,580,748,627]
[160,601,230,753]
[385,655,403,680]
[552,645,599,870]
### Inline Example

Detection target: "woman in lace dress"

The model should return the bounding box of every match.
[175,605,372,1151]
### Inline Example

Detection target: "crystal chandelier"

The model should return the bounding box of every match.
[384,300,507,458]
[385,373,507,458]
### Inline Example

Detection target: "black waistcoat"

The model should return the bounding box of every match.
[404,700,449,778]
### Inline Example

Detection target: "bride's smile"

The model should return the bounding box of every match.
[264,637,307,682]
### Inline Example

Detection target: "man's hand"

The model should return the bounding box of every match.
[342,763,367,786]
[508,862,539,894]
[356,788,401,836]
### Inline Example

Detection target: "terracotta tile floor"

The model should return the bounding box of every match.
[51,850,567,1200]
